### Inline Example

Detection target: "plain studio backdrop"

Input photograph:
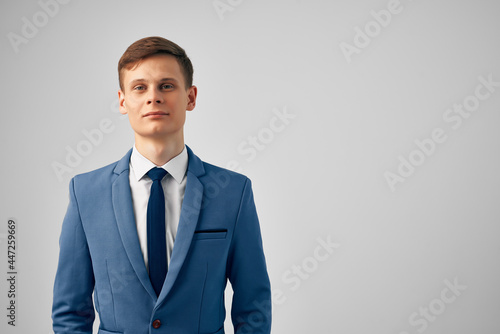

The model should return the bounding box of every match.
[1,0,500,333]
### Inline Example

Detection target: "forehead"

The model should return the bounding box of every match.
[123,54,183,83]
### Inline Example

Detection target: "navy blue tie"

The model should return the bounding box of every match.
[147,167,168,296]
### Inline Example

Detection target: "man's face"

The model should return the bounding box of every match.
[118,54,197,142]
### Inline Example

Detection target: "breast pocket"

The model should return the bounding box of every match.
[193,229,227,240]
[98,329,123,334]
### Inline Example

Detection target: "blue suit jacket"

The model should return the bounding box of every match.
[52,146,271,334]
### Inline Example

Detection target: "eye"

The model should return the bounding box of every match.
[161,84,174,90]
[133,85,146,91]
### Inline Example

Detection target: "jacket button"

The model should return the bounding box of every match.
[152,319,162,329]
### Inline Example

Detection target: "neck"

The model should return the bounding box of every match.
[135,133,184,166]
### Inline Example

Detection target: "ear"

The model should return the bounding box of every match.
[118,90,127,115]
[186,85,198,111]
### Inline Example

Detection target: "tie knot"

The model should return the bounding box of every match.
[147,167,167,182]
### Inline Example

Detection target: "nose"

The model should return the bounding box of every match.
[147,88,164,105]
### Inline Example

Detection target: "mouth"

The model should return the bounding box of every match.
[144,111,169,118]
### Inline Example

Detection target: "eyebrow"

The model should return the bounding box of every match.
[128,77,179,86]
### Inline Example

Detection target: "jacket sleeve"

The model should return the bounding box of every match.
[227,178,272,333]
[52,177,95,334]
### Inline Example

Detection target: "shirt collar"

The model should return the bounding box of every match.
[130,145,188,184]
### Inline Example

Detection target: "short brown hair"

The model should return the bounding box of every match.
[118,36,194,90]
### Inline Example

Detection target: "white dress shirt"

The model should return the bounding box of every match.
[128,145,188,271]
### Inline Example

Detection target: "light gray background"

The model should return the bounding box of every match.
[1,0,499,333]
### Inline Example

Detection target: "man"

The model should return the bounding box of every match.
[52,36,272,334]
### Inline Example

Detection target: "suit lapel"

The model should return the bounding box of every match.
[111,149,157,301]
[156,145,205,306]
[110,146,206,306]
